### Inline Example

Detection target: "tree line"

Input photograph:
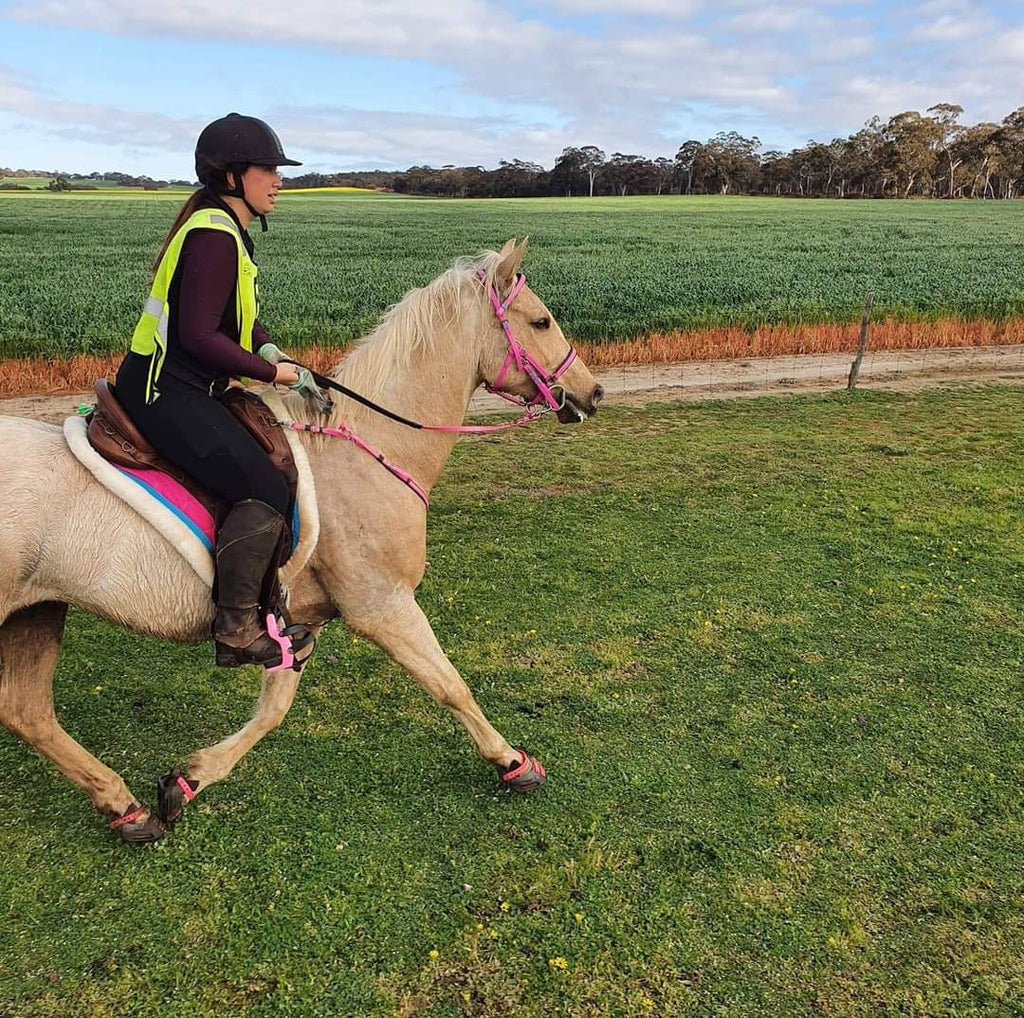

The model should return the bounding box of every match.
[7,101,1022,199]
[0,169,192,190]
[282,103,1024,199]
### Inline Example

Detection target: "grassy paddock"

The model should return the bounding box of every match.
[2,193,1024,362]
[1,385,1022,1016]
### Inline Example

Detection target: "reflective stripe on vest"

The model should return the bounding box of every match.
[130,207,259,403]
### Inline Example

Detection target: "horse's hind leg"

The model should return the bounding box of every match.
[0,603,158,836]
[156,625,322,823]
[353,592,546,791]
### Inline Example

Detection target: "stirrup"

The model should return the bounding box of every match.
[267,615,316,673]
[215,613,314,672]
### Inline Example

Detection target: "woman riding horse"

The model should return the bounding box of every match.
[115,113,310,671]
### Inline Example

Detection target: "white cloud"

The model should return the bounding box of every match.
[6,1,544,62]
[543,0,701,14]
[992,26,1024,59]
[722,5,808,33]
[3,0,1024,172]
[910,0,994,42]
[0,65,200,150]
[277,105,568,168]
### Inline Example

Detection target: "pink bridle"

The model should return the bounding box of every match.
[283,270,579,509]
[478,269,578,411]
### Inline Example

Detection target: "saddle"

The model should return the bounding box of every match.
[85,379,299,540]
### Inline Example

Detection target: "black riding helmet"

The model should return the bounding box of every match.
[195,113,301,231]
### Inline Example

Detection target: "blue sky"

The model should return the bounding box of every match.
[1,0,1021,179]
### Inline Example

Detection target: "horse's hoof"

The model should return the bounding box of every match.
[109,804,165,845]
[156,768,197,825]
[499,748,547,792]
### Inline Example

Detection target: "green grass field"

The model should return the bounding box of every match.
[1,386,1021,1017]
[2,193,1023,361]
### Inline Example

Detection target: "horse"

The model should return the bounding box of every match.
[0,239,603,843]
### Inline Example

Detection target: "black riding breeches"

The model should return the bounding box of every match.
[114,363,289,517]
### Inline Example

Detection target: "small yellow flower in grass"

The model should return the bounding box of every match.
[475,923,484,931]
[500,900,511,912]
[428,949,439,960]
[548,957,568,970]
[641,997,654,1010]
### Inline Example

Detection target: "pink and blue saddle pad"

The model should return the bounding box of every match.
[116,466,299,554]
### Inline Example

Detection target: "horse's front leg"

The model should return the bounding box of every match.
[155,626,321,824]
[354,592,546,791]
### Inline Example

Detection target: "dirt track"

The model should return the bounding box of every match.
[4,344,1023,425]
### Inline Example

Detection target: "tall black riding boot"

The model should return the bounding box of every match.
[213,499,289,669]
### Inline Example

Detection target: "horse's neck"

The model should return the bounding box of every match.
[329,315,484,492]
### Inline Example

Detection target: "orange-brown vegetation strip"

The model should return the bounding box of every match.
[2,319,1022,397]
[575,317,1024,367]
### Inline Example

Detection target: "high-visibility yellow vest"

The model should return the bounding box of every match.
[130,207,259,403]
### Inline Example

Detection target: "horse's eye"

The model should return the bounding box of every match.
[531,317,551,331]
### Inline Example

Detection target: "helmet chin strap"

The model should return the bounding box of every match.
[226,163,268,232]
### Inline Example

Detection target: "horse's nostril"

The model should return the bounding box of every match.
[593,385,605,405]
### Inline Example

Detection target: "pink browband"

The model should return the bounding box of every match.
[284,270,576,508]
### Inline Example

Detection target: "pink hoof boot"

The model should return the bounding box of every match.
[500,748,547,792]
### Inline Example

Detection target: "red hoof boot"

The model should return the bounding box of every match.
[499,748,547,792]
[109,803,165,845]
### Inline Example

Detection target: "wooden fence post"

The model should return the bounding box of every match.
[847,292,874,390]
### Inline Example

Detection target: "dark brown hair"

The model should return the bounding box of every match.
[151,190,205,277]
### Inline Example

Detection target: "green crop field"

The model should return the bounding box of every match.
[0,387,1021,1016]
[2,193,1024,362]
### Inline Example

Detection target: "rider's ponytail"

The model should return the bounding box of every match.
[150,190,205,278]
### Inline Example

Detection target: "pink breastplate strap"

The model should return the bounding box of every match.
[289,420,432,507]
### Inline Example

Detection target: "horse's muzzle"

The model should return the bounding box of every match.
[557,384,604,424]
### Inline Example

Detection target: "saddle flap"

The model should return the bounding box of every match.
[222,387,298,487]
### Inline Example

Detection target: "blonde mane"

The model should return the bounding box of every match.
[279,248,506,429]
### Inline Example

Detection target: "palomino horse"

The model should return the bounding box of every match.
[0,239,602,842]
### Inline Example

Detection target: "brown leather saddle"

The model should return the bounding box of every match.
[85,379,299,541]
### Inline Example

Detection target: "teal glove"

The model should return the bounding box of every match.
[257,342,285,364]
[291,368,333,417]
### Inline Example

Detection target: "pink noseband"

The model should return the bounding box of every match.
[477,269,577,411]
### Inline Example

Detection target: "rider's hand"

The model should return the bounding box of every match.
[274,362,300,386]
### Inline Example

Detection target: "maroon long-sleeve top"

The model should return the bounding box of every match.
[161,226,277,389]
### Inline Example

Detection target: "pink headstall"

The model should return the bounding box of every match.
[477,269,578,411]
[283,269,580,510]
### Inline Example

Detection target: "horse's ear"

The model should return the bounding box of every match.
[495,238,526,290]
